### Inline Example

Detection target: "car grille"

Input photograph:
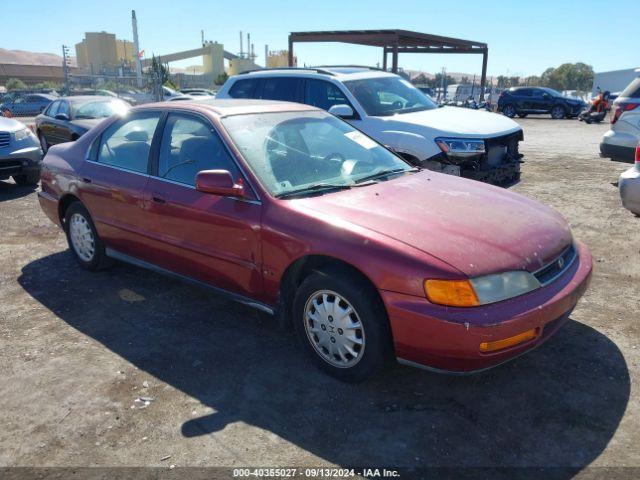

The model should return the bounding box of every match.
[533,244,577,286]
[0,132,10,148]
[484,131,523,166]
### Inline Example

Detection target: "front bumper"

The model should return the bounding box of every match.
[619,166,640,215]
[383,241,593,373]
[0,145,43,179]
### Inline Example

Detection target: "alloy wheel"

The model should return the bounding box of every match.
[69,213,95,262]
[303,290,365,368]
[551,106,565,119]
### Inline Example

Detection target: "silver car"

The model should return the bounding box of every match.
[619,145,640,215]
[0,117,42,186]
[601,72,640,162]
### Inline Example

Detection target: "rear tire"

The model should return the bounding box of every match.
[39,132,49,154]
[502,105,516,118]
[517,113,528,118]
[293,269,391,382]
[13,171,40,186]
[550,106,566,119]
[63,202,111,271]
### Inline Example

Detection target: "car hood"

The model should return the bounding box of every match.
[70,118,102,130]
[294,171,572,277]
[378,106,522,138]
[0,117,27,133]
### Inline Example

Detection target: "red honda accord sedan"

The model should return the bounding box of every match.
[38,99,592,382]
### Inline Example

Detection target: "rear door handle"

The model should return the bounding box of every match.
[152,196,166,204]
[81,177,92,184]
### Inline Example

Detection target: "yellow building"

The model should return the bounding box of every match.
[266,50,294,68]
[75,32,135,73]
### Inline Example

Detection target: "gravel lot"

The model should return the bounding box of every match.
[0,117,638,478]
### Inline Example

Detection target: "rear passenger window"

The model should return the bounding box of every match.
[228,79,258,98]
[96,113,161,173]
[304,80,352,111]
[260,78,303,102]
[157,114,239,186]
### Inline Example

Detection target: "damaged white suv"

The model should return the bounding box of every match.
[217,66,524,184]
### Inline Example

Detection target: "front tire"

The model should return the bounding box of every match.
[293,269,391,382]
[517,113,528,118]
[550,106,566,119]
[64,202,111,271]
[502,105,516,118]
[39,132,49,154]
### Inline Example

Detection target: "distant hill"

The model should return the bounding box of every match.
[0,48,77,67]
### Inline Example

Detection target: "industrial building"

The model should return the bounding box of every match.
[75,32,136,74]
[592,67,640,95]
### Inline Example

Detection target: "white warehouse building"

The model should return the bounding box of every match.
[592,67,639,95]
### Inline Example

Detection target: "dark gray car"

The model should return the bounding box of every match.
[35,96,130,153]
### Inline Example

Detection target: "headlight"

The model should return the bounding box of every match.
[425,271,541,307]
[14,128,35,141]
[435,137,485,157]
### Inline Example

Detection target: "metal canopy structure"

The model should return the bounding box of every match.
[288,29,489,99]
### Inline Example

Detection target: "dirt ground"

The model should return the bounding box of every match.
[0,117,638,478]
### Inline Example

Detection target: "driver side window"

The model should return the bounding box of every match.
[96,113,161,173]
[157,114,239,187]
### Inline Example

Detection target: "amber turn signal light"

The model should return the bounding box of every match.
[424,279,480,307]
[479,328,539,353]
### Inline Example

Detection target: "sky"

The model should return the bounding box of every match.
[3,0,638,77]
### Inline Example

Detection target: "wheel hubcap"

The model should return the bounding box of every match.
[304,290,365,368]
[69,213,95,262]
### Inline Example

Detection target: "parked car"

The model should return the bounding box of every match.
[601,76,640,162]
[0,117,42,185]
[35,96,130,153]
[38,99,592,381]
[619,144,640,215]
[180,88,216,96]
[216,67,524,185]
[498,87,586,119]
[166,94,211,102]
[0,93,56,117]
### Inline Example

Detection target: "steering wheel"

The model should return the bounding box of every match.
[323,152,345,163]
[391,100,403,110]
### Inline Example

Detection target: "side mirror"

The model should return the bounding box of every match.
[195,170,245,197]
[55,113,69,121]
[328,104,355,119]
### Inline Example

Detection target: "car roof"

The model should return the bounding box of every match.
[65,95,123,103]
[135,98,320,117]
[233,66,398,82]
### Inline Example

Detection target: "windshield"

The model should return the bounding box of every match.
[221,111,413,197]
[73,100,129,119]
[542,87,563,98]
[344,76,437,116]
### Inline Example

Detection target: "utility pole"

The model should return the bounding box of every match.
[132,10,143,88]
[61,45,70,95]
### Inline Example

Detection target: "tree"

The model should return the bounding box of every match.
[150,55,169,85]
[215,73,228,86]
[460,76,470,85]
[411,73,429,85]
[5,78,26,91]
[523,75,540,86]
[538,63,594,91]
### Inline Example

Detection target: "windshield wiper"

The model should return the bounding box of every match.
[354,167,417,184]
[275,183,352,199]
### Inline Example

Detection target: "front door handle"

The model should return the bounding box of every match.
[81,177,92,184]
[152,196,166,204]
